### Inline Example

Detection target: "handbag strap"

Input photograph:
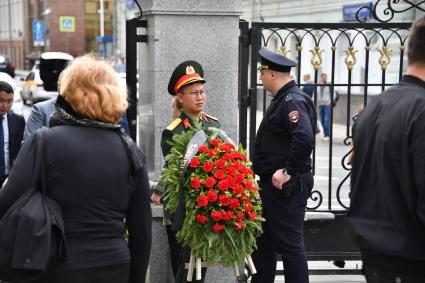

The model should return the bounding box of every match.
[33,127,48,195]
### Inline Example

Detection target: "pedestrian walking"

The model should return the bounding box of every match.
[347,15,425,283]
[318,73,332,141]
[0,55,152,283]
[0,81,25,188]
[151,60,220,283]
[251,49,316,283]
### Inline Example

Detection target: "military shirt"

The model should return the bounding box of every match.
[253,80,316,176]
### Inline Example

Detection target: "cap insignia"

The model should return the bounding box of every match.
[186,66,195,75]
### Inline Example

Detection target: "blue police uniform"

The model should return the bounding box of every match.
[251,49,316,283]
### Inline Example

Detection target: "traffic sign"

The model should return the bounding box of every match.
[96,36,113,43]
[59,16,75,32]
[33,20,45,47]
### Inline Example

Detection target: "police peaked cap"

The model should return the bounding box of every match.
[168,60,206,96]
[258,49,296,73]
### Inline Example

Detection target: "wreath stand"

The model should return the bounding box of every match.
[185,252,257,281]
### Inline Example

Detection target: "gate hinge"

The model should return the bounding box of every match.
[239,31,251,47]
[241,88,254,106]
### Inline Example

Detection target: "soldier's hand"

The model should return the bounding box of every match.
[151,192,162,205]
[272,169,291,190]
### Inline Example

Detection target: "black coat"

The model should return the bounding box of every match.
[0,110,152,283]
[347,75,425,269]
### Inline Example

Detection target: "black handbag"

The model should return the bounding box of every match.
[0,128,66,282]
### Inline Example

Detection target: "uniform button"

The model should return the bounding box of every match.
[25,257,32,264]
[395,277,402,283]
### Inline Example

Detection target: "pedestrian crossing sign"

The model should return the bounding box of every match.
[59,16,75,32]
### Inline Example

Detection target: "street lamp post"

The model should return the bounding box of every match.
[7,0,13,62]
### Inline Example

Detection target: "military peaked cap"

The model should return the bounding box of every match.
[258,49,296,73]
[168,60,206,96]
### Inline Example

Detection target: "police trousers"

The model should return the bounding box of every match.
[251,172,313,283]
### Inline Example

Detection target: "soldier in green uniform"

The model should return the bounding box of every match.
[151,60,219,283]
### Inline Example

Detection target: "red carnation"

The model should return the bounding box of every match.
[207,149,219,157]
[248,212,257,221]
[198,145,208,153]
[210,139,223,147]
[229,198,241,210]
[196,214,207,224]
[207,190,218,202]
[235,174,245,183]
[231,184,243,195]
[217,179,229,191]
[204,177,217,189]
[222,153,234,161]
[247,168,254,177]
[215,159,226,169]
[214,169,226,180]
[218,194,231,206]
[244,202,253,212]
[191,176,201,190]
[219,144,231,152]
[202,161,214,173]
[222,210,234,221]
[244,180,254,191]
[189,157,200,168]
[236,211,245,221]
[210,210,223,221]
[225,165,237,176]
[196,195,209,207]
[233,221,245,231]
[226,143,235,150]
[212,223,225,233]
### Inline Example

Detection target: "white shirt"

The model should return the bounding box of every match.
[2,113,10,175]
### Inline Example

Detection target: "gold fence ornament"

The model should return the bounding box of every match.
[276,46,290,57]
[378,45,392,70]
[310,46,323,70]
[344,46,358,71]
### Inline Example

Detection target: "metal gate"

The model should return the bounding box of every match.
[239,2,413,274]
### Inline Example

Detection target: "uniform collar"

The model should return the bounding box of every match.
[273,80,297,101]
[402,75,425,90]
[180,111,202,129]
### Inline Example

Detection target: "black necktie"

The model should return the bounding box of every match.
[0,116,5,176]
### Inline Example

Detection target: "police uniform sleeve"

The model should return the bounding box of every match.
[160,129,173,158]
[281,97,314,173]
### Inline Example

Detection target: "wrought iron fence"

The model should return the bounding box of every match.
[239,21,411,211]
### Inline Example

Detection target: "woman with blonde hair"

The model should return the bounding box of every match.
[0,54,151,283]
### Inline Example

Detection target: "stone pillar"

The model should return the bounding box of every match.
[138,1,241,282]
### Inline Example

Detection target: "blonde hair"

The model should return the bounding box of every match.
[59,54,128,124]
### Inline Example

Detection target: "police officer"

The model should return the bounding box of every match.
[151,60,219,283]
[251,49,316,283]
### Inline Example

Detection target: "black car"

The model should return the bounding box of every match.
[0,55,15,77]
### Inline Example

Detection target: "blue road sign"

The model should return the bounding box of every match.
[33,20,45,46]
[96,36,113,43]
[343,2,373,22]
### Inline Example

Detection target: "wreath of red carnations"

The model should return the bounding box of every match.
[160,128,264,267]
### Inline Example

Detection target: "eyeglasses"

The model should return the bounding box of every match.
[182,90,207,97]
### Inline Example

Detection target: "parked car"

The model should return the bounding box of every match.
[0,72,24,115]
[20,52,73,105]
[0,55,15,78]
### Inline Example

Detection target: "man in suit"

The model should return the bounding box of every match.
[0,81,25,187]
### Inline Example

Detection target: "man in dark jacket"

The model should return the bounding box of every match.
[251,49,316,283]
[347,15,425,283]
[0,81,25,187]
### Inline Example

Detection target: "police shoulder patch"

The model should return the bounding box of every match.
[288,110,300,123]
[166,118,182,131]
[202,112,219,121]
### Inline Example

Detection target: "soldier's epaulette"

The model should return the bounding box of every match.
[166,118,182,131]
[202,113,219,122]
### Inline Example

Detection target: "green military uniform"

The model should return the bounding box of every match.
[160,111,220,158]
[156,60,220,283]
